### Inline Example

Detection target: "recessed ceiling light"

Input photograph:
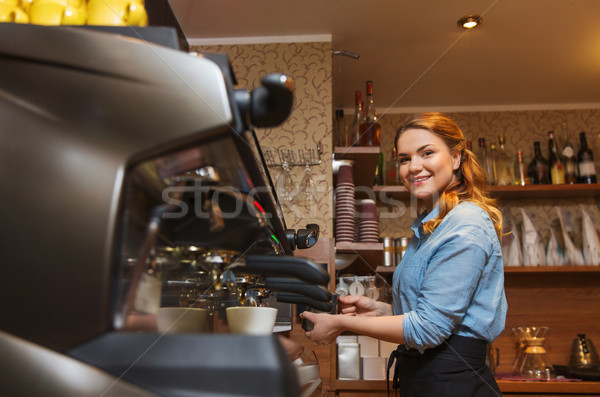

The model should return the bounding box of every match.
[458,15,482,29]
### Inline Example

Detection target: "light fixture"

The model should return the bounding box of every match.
[458,15,482,29]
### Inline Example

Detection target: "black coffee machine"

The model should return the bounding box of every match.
[0,24,330,396]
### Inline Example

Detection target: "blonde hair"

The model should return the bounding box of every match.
[394,112,503,239]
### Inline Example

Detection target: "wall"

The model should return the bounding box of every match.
[191,41,334,238]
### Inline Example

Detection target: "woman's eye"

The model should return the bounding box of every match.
[398,157,410,164]
[422,150,434,157]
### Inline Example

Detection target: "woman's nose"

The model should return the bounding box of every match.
[409,157,422,172]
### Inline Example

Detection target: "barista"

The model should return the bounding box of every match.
[301,112,507,396]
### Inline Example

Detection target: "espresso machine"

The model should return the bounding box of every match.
[0,24,331,396]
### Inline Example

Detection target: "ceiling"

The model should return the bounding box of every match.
[168,0,600,113]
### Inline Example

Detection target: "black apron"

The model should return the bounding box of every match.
[387,335,502,397]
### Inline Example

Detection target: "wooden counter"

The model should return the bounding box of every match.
[330,379,600,396]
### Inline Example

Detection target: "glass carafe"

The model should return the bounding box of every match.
[517,326,556,379]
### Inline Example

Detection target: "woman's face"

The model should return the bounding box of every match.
[396,128,461,211]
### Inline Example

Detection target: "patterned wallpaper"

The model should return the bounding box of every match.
[191,42,334,238]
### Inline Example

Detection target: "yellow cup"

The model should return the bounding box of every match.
[0,1,29,22]
[87,0,147,26]
[28,0,86,25]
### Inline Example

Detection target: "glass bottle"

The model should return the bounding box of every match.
[489,143,499,185]
[514,151,530,186]
[334,108,345,147]
[527,141,549,184]
[476,138,496,185]
[496,134,514,186]
[350,90,363,147]
[373,151,384,186]
[560,125,578,184]
[386,147,401,185]
[359,81,381,147]
[578,131,597,183]
[548,131,566,184]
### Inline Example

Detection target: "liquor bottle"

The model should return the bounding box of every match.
[496,134,514,186]
[577,131,597,183]
[514,151,530,186]
[548,131,565,184]
[374,152,384,186]
[527,141,549,184]
[359,81,381,147]
[489,143,499,184]
[349,90,363,147]
[334,108,345,147]
[386,147,401,185]
[561,125,578,184]
[476,138,496,185]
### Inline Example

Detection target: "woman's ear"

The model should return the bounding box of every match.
[452,151,462,171]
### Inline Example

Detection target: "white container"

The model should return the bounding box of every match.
[361,356,387,380]
[337,342,360,380]
[358,335,379,357]
[157,307,208,333]
[336,335,358,344]
[226,306,278,335]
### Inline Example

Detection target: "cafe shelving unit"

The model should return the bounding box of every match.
[331,146,600,396]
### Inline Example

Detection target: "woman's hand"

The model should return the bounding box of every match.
[300,311,342,345]
[339,295,391,316]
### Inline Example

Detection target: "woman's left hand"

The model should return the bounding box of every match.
[300,311,342,345]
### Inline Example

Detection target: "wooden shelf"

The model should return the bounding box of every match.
[498,379,600,394]
[504,265,600,273]
[334,146,381,158]
[331,379,389,390]
[488,183,600,199]
[375,265,600,275]
[335,242,383,275]
[333,147,380,190]
[371,184,600,201]
[331,379,600,394]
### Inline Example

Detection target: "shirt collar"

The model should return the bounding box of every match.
[410,205,440,239]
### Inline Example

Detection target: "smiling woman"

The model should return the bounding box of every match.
[396,128,461,212]
[301,112,507,397]
[394,112,503,239]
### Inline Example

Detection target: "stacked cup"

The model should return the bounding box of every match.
[335,165,356,242]
[358,199,379,242]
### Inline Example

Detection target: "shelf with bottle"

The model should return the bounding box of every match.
[370,183,600,201]
[375,264,600,275]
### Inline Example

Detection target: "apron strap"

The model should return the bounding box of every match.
[386,345,401,397]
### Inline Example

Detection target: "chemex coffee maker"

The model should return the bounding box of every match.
[0,24,331,396]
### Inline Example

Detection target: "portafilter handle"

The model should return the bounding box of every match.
[264,277,332,302]
[244,255,329,286]
[276,292,332,313]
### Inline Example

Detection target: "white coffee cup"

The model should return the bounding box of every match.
[157,307,208,333]
[226,306,278,335]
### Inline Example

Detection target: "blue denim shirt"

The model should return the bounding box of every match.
[393,202,507,353]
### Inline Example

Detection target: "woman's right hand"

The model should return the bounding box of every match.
[338,295,386,316]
